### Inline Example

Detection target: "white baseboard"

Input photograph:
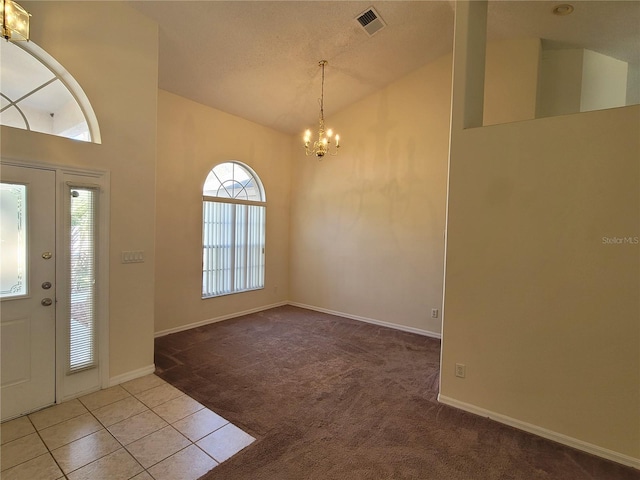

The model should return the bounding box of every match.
[154,301,288,338]
[109,364,156,387]
[288,302,442,340]
[438,394,640,470]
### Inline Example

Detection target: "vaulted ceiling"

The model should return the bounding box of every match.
[129,1,640,135]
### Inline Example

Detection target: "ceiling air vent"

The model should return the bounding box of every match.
[356,7,386,37]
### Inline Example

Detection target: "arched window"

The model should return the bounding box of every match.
[202,162,266,298]
[0,39,100,143]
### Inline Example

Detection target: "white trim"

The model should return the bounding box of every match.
[438,394,640,470]
[288,302,442,340]
[0,158,108,178]
[154,301,288,338]
[108,364,156,387]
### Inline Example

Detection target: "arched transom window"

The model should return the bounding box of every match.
[202,162,266,298]
[0,39,100,143]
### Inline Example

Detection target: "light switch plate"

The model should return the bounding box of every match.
[121,251,144,263]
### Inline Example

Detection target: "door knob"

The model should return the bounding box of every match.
[42,281,52,290]
[41,298,53,306]
[42,252,53,260]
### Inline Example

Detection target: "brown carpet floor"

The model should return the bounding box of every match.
[154,305,639,480]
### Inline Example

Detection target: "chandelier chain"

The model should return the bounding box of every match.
[303,60,340,158]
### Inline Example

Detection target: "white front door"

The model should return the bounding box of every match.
[1,164,56,420]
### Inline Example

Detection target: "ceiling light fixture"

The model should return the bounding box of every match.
[1,0,30,41]
[304,60,340,158]
[552,4,574,16]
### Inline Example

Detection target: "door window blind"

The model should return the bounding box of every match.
[68,187,97,372]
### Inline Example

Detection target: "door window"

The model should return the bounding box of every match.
[0,183,27,298]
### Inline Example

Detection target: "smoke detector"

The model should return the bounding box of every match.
[355,7,386,37]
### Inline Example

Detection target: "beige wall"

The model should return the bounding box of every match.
[443,105,640,461]
[537,48,585,118]
[288,37,541,336]
[442,1,640,461]
[1,1,158,379]
[484,38,540,126]
[538,47,631,118]
[154,90,291,334]
[581,49,629,112]
[289,55,453,335]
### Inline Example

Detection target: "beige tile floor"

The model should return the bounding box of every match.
[0,375,255,480]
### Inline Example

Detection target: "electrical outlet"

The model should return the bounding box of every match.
[431,308,439,319]
[455,363,466,378]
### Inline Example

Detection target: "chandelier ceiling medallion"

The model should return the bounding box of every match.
[1,0,30,41]
[303,60,340,158]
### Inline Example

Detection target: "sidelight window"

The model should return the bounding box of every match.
[68,186,98,372]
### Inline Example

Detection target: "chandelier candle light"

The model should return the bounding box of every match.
[1,0,30,41]
[304,60,340,157]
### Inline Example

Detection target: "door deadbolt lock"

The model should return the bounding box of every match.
[42,252,53,260]
[41,298,53,306]
[42,281,52,290]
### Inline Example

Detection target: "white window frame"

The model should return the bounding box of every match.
[1,40,101,143]
[58,168,109,400]
[202,161,266,298]
[66,183,99,374]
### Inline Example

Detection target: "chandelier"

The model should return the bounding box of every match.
[1,0,30,41]
[303,60,340,158]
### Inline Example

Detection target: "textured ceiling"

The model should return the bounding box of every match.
[129,1,640,135]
